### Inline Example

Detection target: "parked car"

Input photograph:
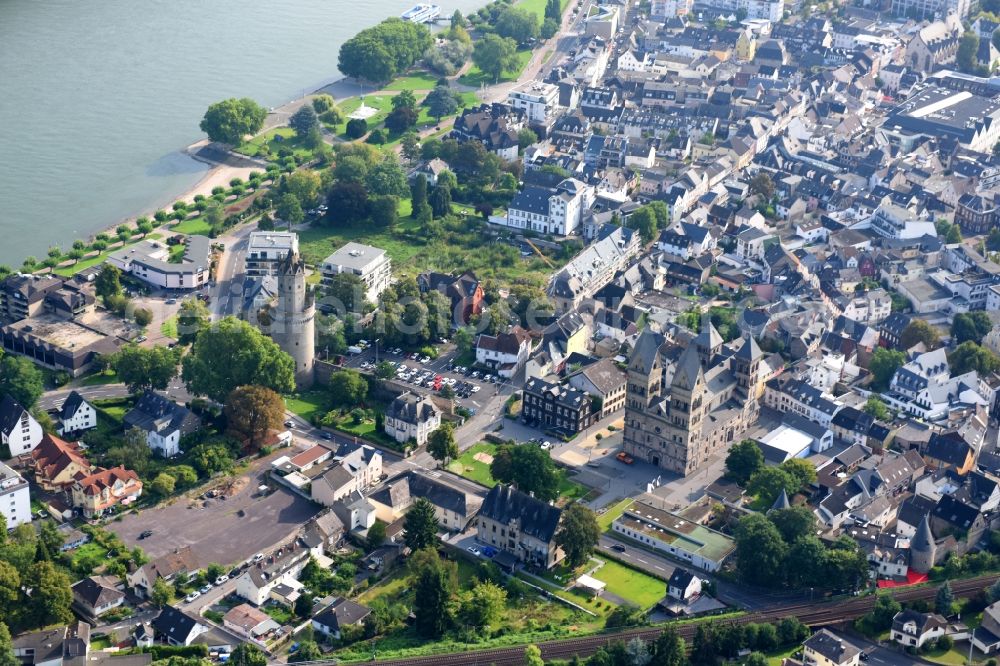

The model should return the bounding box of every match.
[200,584,212,594]
[616,451,634,464]
[611,544,626,553]
[138,530,153,540]
[185,591,201,603]
[215,575,229,585]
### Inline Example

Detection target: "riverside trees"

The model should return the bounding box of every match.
[200,98,267,145]
[338,18,432,84]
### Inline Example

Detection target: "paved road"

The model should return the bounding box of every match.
[209,224,256,321]
[37,383,191,412]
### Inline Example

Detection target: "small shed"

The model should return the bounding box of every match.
[575,574,607,596]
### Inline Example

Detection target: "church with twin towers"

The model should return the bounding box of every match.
[623,319,764,476]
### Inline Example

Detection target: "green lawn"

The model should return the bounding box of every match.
[50,233,160,277]
[765,645,799,666]
[590,560,664,609]
[383,72,441,91]
[448,442,497,486]
[597,499,634,530]
[458,49,532,87]
[923,646,980,665]
[263,603,295,626]
[78,369,120,387]
[172,216,212,236]
[160,315,178,339]
[285,390,331,422]
[415,91,480,127]
[334,95,396,138]
[236,127,315,160]
[448,442,588,499]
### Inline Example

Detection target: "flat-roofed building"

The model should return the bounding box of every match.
[882,85,1000,153]
[321,243,392,306]
[245,232,299,276]
[0,314,123,376]
[108,237,211,290]
[612,500,736,571]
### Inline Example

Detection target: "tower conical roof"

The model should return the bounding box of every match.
[693,316,723,351]
[912,513,935,552]
[770,488,791,511]
[672,343,703,391]
[734,334,763,361]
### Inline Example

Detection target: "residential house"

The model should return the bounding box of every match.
[567,357,628,418]
[802,629,860,666]
[890,610,948,649]
[71,576,125,619]
[320,243,393,306]
[475,327,532,379]
[368,470,485,532]
[108,236,211,290]
[383,392,441,447]
[666,569,702,602]
[151,605,209,646]
[12,622,91,666]
[123,391,202,457]
[0,461,30,528]
[521,377,594,435]
[311,444,383,506]
[70,466,142,519]
[127,547,198,598]
[452,104,524,161]
[223,604,280,642]
[974,600,1000,654]
[312,598,371,640]
[55,391,97,436]
[504,178,594,236]
[924,430,976,475]
[417,271,484,325]
[31,433,92,492]
[234,548,310,606]
[0,394,43,456]
[245,232,299,277]
[477,484,564,569]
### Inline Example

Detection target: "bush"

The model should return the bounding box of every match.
[367,128,388,144]
[345,118,368,139]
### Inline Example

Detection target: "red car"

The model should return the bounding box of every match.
[616,452,634,464]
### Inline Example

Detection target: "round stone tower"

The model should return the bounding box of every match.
[271,250,315,389]
[910,513,937,575]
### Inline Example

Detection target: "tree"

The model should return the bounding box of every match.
[0,355,44,409]
[289,105,319,138]
[725,439,764,485]
[769,506,816,543]
[747,466,798,507]
[345,118,368,139]
[541,17,560,38]
[936,580,955,615]
[403,498,440,551]
[231,643,267,666]
[425,85,459,120]
[289,640,321,663]
[490,443,560,501]
[952,311,993,345]
[149,576,173,607]
[176,298,210,345]
[225,385,285,451]
[276,193,305,226]
[367,521,387,552]
[862,594,901,632]
[27,561,73,627]
[749,172,775,200]
[869,347,905,391]
[182,317,295,401]
[864,395,891,421]
[329,369,368,407]
[0,562,20,625]
[780,458,817,493]
[690,624,718,666]
[734,513,788,586]
[412,548,454,637]
[556,503,601,567]
[946,225,963,244]
[472,34,520,83]
[391,89,417,112]
[651,626,685,666]
[190,443,235,476]
[200,98,267,145]
[368,156,409,197]
[95,264,123,300]
[286,170,323,207]
[0,621,17,666]
[958,31,980,74]
[545,0,562,19]
[518,127,539,150]
[338,19,432,83]
[401,132,421,162]
[326,181,370,224]
[460,580,507,629]
[411,174,428,214]
[524,645,544,666]
[949,341,1000,375]
[385,106,418,133]
[899,320,940,350]
[626,206,659,243]
[495,6,540,44]
[111,344,178,392]
[150,472,176,497]
[427,423,458,462]
[429,183,452,218]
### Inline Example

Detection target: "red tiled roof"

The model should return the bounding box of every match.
[75,466,141,495]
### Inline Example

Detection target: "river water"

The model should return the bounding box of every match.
[0,0,479,266]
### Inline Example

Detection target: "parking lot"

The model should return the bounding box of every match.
[344,343,513,413]
[110,467,321,570]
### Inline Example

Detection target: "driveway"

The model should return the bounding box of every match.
[109,467,320,570]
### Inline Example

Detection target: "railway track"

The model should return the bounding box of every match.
[366,573,1000,666]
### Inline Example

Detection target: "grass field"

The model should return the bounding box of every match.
[236,127,314,159]
[160,315,178,339]
[448,441,588,500]
[590,560,664,609]
[172,216,213,236]
[79,369,120,387]
[285,390,331,423]
[383,72,441,91]
[458,49,533,87]
[51,233,161,277]
[597,498,634,530]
